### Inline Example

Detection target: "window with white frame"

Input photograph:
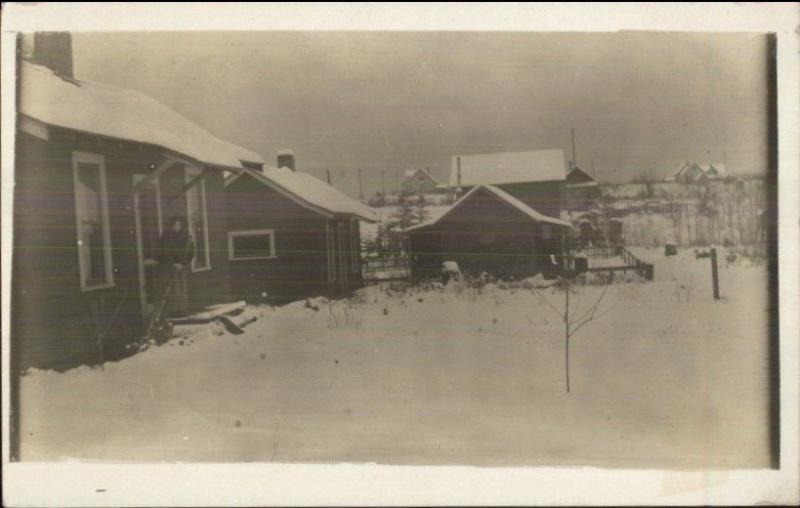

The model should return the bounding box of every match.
[185,167,211,271]
[72,151,114,291]
[228,229,276,260]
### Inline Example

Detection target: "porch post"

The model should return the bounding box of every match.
[132,191,148,319]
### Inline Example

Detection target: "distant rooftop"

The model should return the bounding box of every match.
[449,149,568,187]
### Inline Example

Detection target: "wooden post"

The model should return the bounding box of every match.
[711,247,720,299]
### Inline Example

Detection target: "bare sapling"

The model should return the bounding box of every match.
[531,276,618,393]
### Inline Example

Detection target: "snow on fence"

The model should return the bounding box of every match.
[362,256,410,281]
[580,245,654,280]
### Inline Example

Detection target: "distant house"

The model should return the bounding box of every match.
[671,161,727,183]
[565,165,599,209]
[566,166,595,186]
[13,34,264,369]
[401,167,438,194]
[672,161,705,183]
[224,152,377,302]
[448,149,568,218]
[406,185,572,279]
[700,163,727,179]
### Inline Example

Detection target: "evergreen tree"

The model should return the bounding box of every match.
[386,187,418,231]
[414,192,428,224]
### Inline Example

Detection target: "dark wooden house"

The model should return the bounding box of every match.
[224,154,376,302]
[407,185,573,279]
[565,165,599,211]
[12,35,264,369]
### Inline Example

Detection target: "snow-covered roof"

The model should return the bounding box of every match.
[701,163,727,176]
[674,161,691,177]
[566,180,599,188]
[403,168,438,183]
[19,62,264,170]
[406,184,572,232]
[449,149,568,187]
[228,167,377,222]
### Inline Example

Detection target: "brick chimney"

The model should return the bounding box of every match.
[21,32,74,79]
[277,149,295,171]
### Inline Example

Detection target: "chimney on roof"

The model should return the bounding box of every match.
[21,32,74,79]
[426,166,431,175]
[277,149,295,171]
[456,156,462,188]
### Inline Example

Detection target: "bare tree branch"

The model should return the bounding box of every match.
[568,285,610,338]
[529,287,565,321]
[569,284,608,328]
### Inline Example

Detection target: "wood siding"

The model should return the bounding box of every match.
[409,187,565,279]
[225,172,364,302]
[12,128,232,369]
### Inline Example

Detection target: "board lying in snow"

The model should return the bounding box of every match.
[168,301,249,334]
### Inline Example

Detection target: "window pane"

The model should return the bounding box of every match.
[232,233,273,259]
[186,173,210,270]
[76,162,108,285]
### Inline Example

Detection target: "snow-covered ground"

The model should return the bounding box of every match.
[19,248,771,468]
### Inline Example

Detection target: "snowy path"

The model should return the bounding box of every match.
[19,249,771,467]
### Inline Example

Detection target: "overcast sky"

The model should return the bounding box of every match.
[72,31,769,197]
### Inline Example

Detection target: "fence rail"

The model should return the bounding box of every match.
[584,245,654,280]
[583,245,621,258]
[362,256,410,281]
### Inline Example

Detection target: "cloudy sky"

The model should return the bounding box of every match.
[72,31,769,197]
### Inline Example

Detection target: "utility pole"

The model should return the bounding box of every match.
[395,169,399,194]
[723,150,728,171]
[571,127,577,170]
[357,168,364,200]
[381,170,386,196]
[326,170,331,185]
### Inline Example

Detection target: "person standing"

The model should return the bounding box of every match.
[156,216,195,317]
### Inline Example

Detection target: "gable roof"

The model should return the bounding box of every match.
[227,167,377,222]
[449,149,568,187]
[403,168,438,184]
[700,163,727,176]
[675,161,728,181]
[566,166,595,185]
[19,62,264,170]
[406,184,572,231]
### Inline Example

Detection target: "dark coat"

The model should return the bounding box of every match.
[157,228,195,266]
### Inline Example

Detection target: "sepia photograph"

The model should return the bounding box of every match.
[1,3,798,507]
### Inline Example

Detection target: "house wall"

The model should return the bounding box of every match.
[409,188,564,279]
[225,173,334,302]
[401,171,438,194]
[12,127,232,369]
[495,180,565,219]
